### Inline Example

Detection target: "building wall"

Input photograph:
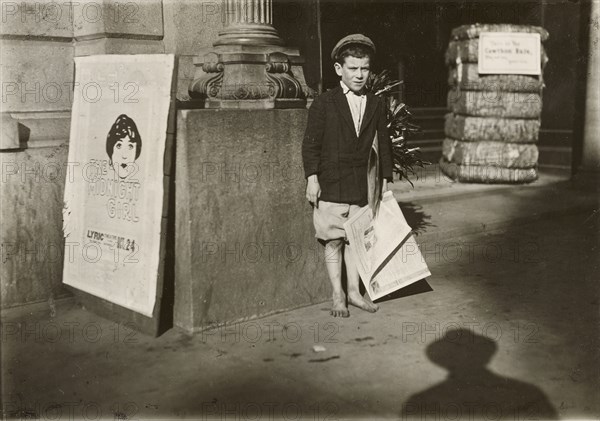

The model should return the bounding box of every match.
[0,0,223,309]
[1,1,76,308]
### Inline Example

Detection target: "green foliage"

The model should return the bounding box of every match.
[365,70,430,186]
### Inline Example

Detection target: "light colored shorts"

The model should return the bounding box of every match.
[313,201,362,244]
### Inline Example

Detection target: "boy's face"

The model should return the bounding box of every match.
[335,55,371,93]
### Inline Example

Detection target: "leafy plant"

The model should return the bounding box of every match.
[365,70,430,186]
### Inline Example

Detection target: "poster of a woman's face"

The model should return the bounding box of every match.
[106,114,142,179]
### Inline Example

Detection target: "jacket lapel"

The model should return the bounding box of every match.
[359,92,379,138]
[333,86,358,138]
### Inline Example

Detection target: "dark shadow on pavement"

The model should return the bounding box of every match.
[401,328,559,420]
[375,278,433,303]
[398,201,435,235]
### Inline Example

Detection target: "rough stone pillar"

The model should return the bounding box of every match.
[189,0,313,109]
[580,0,600,174]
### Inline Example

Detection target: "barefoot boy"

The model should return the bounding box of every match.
[302,34,394,317]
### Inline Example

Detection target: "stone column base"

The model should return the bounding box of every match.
[174,109,329,332]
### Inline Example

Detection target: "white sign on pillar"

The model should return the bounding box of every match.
[63,55,174,317]
[478,32,541,75]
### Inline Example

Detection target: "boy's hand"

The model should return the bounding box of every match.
[382,179,388,193]
[306,175,321,208]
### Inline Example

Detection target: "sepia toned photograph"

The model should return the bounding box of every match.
[1,0,598,420]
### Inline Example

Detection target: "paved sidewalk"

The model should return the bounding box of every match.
[391,165,571,202]
[391,166,593,242]
[2,171,598,420]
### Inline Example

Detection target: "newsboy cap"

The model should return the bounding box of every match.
[331,34,376,60]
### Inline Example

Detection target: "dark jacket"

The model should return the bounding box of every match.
[302,85,394,206]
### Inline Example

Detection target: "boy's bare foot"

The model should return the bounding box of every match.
[331,292,349,317]
[348,291,379,313]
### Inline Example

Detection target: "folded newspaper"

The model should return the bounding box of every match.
[344,191,431,300]
[344,132,431,301]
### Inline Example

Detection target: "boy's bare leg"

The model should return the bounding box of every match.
[345,244,379,313]
[324,239,349,317]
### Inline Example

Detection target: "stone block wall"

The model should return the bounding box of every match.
[0,0,223,309]
[1,0,75,308]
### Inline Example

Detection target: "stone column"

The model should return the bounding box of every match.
[188,0,313,109]
[214,0,283,46]
[580,0,600,174]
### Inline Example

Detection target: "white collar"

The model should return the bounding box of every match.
[340,80,365,97]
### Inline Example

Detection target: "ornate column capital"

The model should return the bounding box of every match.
[188,0,314,109]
